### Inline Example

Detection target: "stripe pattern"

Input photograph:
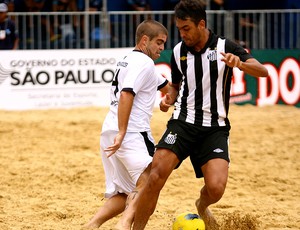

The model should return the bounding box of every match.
[171,31,250,127]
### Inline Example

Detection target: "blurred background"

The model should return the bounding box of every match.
[0,0,299,50]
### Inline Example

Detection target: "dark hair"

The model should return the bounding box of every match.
[174,0,206,25]
[135,20,168,43]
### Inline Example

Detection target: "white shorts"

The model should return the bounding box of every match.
[100,130,154,198]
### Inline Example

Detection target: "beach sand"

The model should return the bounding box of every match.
[0,104,299,229]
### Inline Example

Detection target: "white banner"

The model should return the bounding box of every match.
[0,48,134,110]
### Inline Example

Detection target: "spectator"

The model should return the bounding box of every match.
[0,3,19,49]
[20,0,52,48]
[127,0,151,11]
[227,0,266,48]
[125,0,152,47]
[52,0,79,42]
[75,0,103,43]
[77,0,103,11]
[89,0,102,11]
[25,0,45,11]
[0,0,13,11]
[88,0,106,47]
[128,0,152,22]
[210,0,225,10]
[106,0,130,47]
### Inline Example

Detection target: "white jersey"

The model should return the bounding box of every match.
[102,50,168,132]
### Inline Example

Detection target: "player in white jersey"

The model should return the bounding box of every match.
[84,20,169,230]
[133,1,269,230]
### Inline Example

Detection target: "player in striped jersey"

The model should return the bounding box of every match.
[133,1,268,229]
[85,20,169,230]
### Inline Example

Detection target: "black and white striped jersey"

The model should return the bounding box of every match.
[170,31,252,127]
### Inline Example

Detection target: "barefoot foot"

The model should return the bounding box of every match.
[195,199,220,230]
[81,223,99,229]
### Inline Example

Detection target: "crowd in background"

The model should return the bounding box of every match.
[1,0,299,14]
[0,0,299,50]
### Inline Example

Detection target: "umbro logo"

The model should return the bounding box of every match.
[213,148,224,153]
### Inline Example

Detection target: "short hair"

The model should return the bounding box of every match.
[174,0,206,25]
[135,20,168,44]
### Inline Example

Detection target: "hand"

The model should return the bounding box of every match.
[104,132,124,158]
[160,93,172,112]
[220,52,242,68]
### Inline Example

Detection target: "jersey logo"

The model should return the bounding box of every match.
[207,50,217,62]
[164,132,177,145]
[116,61,128,67]
[110,100,118,106]
[213,148,224,153]
[180,56,187,61]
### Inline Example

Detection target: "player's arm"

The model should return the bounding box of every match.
[159,82,179,112]
[118,90,134,135]
[220,52,268,78]
[159,52,181,112]
[238,58,268,78]
[105,90,134,157]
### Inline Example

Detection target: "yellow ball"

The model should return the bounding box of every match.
[172,212,205,230]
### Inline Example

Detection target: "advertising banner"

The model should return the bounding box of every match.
[0,48,131,110]
[0,48,299,110]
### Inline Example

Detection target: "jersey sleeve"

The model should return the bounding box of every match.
[122,60,154,94]
[157,74,168,91]
[225,39,253,62]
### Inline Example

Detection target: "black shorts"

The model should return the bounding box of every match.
[155,119,231,178]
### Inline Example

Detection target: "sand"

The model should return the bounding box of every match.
[0,104,299,230]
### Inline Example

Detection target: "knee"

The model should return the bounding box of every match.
[203,183,226,203]
[147,169,167,192]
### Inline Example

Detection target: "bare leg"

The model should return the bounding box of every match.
[133,149,179,230]
[195,188,220,230]
[195,158,229,230]
[84,193,127,229]
[115,190,137,230]
[115,163,154,229]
